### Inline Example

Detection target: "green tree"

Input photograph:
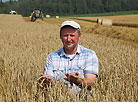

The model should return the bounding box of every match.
[87,0,104,13]
[1,0,138,16]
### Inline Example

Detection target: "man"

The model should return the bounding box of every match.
[41,21,99,97]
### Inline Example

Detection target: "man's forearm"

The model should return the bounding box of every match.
[73,78,94,90]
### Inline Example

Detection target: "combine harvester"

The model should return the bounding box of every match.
[9,10,17,15]
[30,8,44,22]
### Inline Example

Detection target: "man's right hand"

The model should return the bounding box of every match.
[40,73,54,83]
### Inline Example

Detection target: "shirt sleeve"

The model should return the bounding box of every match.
[84,51,99,77]
[44,55,55,79]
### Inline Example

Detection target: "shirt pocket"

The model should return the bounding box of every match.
[53,67,65,80]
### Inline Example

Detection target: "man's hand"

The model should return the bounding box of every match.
[64,72,83,86]
[64,72,96,90]
[40,73,54,83]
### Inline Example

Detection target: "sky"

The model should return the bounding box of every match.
[2,0,10,2]
[2,0,18,2]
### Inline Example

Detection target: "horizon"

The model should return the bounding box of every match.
[2,0,18,2]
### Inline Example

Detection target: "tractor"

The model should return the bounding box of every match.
[30,8,44,22]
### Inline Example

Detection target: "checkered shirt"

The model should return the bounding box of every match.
[44,45,99,91]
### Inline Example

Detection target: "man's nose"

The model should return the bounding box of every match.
[67,36,71,41]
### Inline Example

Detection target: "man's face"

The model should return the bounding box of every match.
[60,27,81,51]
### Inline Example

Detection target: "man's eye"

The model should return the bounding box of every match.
[64,35,68,37]
[70,35,75,37]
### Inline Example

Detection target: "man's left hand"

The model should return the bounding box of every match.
[64,72,82,85]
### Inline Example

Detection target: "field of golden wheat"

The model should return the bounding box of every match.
[0,14,138,102]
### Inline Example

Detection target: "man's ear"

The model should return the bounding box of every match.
[79,32,81,40]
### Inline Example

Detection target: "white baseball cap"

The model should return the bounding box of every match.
[60,21,80,30]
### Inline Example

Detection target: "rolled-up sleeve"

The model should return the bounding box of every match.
[44,55,55,79]
[84,51,99,77]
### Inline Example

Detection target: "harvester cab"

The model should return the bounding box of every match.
[30,8,44,22]
[9,10,17,15]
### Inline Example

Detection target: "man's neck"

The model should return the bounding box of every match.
[64,46,78,55]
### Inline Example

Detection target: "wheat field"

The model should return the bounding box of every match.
[0,14,138,102]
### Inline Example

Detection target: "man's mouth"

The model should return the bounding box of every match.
[66,42,73,45]
[67,43,74,46]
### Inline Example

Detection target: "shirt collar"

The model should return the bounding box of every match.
[60,44,81,57]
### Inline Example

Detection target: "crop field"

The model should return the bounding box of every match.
[76,14,138,24]
[0,14,138,102]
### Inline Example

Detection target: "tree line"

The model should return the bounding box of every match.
[0,0,138,17]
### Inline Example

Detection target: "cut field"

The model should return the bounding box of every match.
[75,14,138,24]
[71,14,138,44]
[0,14,138,102]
